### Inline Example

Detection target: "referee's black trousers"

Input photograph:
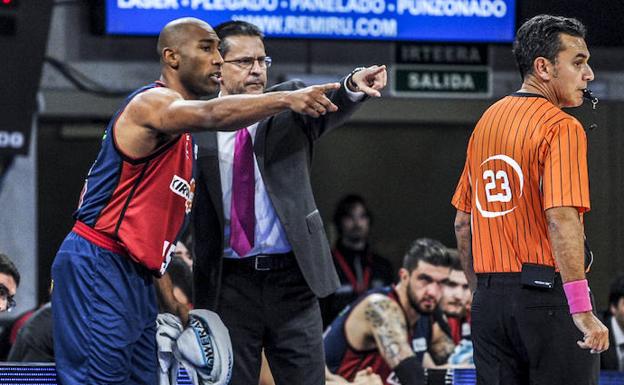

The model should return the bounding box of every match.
[472,273,599,385]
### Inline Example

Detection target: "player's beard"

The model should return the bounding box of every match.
[443,300,465,318]
[406,280,436,315]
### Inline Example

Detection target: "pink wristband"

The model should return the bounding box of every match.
[563,279,592,314]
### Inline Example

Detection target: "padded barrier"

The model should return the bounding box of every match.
[0,364,623,385]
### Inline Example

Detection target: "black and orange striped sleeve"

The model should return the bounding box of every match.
[542,117,590,213]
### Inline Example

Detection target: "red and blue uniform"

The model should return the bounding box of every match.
[51,82,196,385]
[324,286,433,385]
[74,81,195,275]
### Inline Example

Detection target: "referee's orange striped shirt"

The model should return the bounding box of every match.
[451,93,590,273]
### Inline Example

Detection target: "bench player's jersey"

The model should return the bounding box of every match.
[324,286,433,385]
[74,81,196,275]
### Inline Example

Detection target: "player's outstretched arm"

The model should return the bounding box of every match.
[545,206,609,354]
[126,83,341,135]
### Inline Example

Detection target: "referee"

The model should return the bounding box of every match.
[452,15,608,385]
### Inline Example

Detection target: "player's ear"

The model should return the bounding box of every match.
[163,47,180,69]
[398,267,410,282]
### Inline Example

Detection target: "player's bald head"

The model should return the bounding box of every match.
[157,17,217,57]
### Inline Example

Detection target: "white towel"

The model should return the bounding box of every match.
[156,313,184,385]
[156,309,233,385]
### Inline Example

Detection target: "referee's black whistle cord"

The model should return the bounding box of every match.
[582,88,599,131]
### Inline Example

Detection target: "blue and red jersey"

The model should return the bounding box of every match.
[324,286,433,385]
[73,82,196,275]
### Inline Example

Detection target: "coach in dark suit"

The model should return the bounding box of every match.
[191,20,387,385]
[601,275,624,371]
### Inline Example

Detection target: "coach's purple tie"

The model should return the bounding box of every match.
[230,128,255,256]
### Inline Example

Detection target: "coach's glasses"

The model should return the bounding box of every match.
[0,283,16,312]
[223,56,272,70]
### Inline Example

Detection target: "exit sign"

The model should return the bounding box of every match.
[391,65,491,98]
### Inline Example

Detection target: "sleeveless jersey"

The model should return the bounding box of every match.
[73,82,196,275]
[324,286,433,385]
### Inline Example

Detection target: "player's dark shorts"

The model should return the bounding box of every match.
[471,273,599,385]
[51,231,158,385]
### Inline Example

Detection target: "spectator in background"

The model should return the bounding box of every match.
[0,253,19,313]
[6,279,54,363]
[0,253,21,359]
[601,274,624,371]
[438,251,473,366]
[439,251,471,345]
[174,232,194,271]
[7,302,53,362]
[321,194,394,327]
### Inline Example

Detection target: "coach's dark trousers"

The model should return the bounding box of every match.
[216,255,325,385]
[472,273,599,385]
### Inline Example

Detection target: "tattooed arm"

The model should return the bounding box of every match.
[364,294,415,368]
[454,210,476,292]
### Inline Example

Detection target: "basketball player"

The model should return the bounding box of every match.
[324,238,454,385]
[50,17,344,385]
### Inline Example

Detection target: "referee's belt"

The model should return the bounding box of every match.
[223,252,296,271]
[476,271,562,288]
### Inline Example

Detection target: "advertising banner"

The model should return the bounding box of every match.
[105,0,515,42]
